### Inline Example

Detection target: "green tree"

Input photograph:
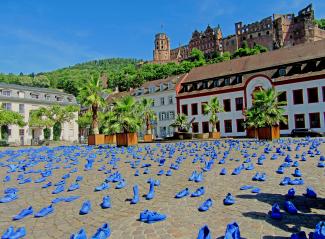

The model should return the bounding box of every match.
[244,88,287,129]
[203,97,224,132]
[140,98,157,135]
[0,107,26,140]
[314,19,325,29]
[78,76,110,134]
[170,114,191,132]
[190,48,206,67]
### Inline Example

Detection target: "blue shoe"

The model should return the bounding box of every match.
[157,170,164,176]
[52,185,64,194]
[146,182,155,200]
[3,175,10,182]
[251,188,260,193]
[280,177,291,186]
[240,185,253,190]
[189,171,197,181]
[175,188,190,199]
[293,168,302,177]
[34,177,46,183]
[10,227,26,239]
[42,181,52,189]
[70,228,87,239]
[0,193,18,203]
[220,168,227,175]
[146,212,166,224]
[258,173,266,181]
[194,172,203,183]
[76,176,83,182]
[286,188,295,199]
[139,210,150,221]
[197,225,211,239]
[284,201,298,214]
[54,180,66,186]
[13,206,33,220]
[131,185,139,204]
[290,231,307,239]
[223,193,235,205]
[269,203,282,220]
[166,170,172,176]
[191,187,205,197]
[91,223,111,239]
[1,226,14,239]
[68,182,80,192]
[276,166,284,174]
[305,187,317,198]
[289,178,304,185]
[292,161,299,167]
[245,164,254,170]
[34,205,54,218]
[101,196,111,209]
[134,170,139,176]
[224,222,240,239]
[95,182,109,192]
[309,221,325,239]
[115,180,126,189]
[198,198,213,212]
[252,173,260,181]
[80,200,91,215]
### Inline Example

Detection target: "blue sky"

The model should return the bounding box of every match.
[0,0,324,74]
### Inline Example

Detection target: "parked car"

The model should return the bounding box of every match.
[291,129,324,137]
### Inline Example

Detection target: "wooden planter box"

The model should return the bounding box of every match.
[258,126,280,140]
[209,132,221,139]
[143,134,153,142]
[104,134,116,144]
[247,128,258,138]
[195,133,209,139]
[116,133,138,146]
[88,134,105,145]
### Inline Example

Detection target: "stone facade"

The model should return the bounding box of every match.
[153,4,325,62]
[0,83,79,145]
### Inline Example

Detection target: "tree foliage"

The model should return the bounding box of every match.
[203,97,224,132]
[0,107,26,128]
[314,19,325,29]
[170,114,191,132]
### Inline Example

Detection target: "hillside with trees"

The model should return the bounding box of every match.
[0,42,268,98]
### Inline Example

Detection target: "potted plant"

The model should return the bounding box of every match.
[203,97,224,139]
[140,98,157,142]
[170,114,192,139]
[102,111,117,144]
[243,108,259,139]
[110,96,141,146]
[244,88,287,140]
[79,76,110,145]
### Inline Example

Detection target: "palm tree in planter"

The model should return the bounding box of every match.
[245,88,287,140]
[170,114,192,139]
[110,96,142,146]
[140,98,157,142]
[203,97,224,139]
[79,76,110,145]
[102,111,118,144]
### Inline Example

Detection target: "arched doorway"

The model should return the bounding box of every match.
[1,125,9,140]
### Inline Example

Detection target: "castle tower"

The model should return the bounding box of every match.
[153,33,171,63]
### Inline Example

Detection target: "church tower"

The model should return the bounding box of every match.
[153,33,171,63]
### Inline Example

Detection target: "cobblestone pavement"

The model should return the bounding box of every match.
[0,139,324,239]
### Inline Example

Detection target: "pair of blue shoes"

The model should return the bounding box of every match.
[308,221,325,239]
[191,187,205,197]
[223,193,235,205]
[2,226,26,239]
[101,196,111,209]
[71,223,111,239]
[197,222,240,239]
[80,200,91,215]
[252,172,266,181]
[13,206,33,220]
[52,185,65,194]
[146,181,155,200]
[139,210,166,223]
[0,190,18,203]
[95,182,109,192]
[305,187,317,198]
[34,204,54,218]
[52,196,80,204]
[189,171,203,182]
[68,182,80,192]
[198,198,213,212]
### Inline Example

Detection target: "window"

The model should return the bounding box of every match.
[201,102,208,114]
[191,103,198,115]
[213,80,220,88]
[224,120,232,133]
[168,96,173,105]
[151,100,155,107]
[149,86,155,93]
[2,103,12,110]
[279,68,286,76]
[19,104,25,114]
[309,113,320,128]
[235,97,243,111]
[307,87,318,103]
[202,81,208,89]
[30,93,39,99]
[160,112,166,121]
[181,105,188,115]
[224,78,230,86]
[160,97,165,105]
[223,99,231,112]
[56,96,63,102]
[19,129,24,136]
[294,114,305,128]
[45,94,51,100]
[168,82,173,89]
[202,122,209,133]
[192,122,199,133]
[293,89,303,105]
[160,84,164,91]
[18,91,25,98]
[2,90,11,97]
[236,119,245,132]
[278,91,287,105]
[280,115,289,130]
[169,111,175,120]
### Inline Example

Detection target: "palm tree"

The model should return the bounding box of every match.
[110,96,142,133]
[246,88,287,128]
[78,76,110,135]
[203,97,224,132]
[170,114,191,132]
[140,98,156,135]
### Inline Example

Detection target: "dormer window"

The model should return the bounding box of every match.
[168,82,173,89]
[279,68,286,76]
[18,91,25,98]
[224,78,230,86]
[45,94,51,100]
[30,93,39,99]
[202,81,208,89]
[160,84,165,91]
[67,97,73,103]
[149,86,156,93]
[2,90,11,97]
[56,96,63,102]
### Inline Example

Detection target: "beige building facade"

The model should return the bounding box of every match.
[0,83,79,145]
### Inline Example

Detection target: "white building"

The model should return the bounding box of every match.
[0,83,79,145]
[132,74,187,138]
[177,40,325,137]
